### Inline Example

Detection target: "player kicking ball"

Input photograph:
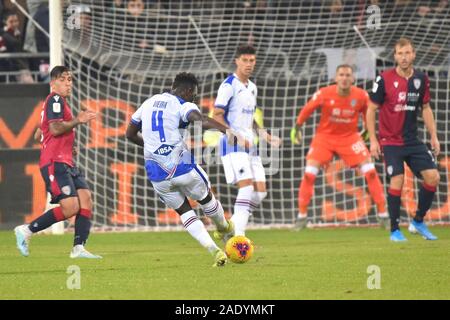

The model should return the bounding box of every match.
[291,64,389,229]
[126,72,242,267]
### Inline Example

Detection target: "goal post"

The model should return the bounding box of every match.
[58,1,449,230]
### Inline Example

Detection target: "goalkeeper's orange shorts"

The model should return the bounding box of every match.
[306,133,370,168]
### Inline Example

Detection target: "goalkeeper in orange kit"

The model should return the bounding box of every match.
[291,64,388,229]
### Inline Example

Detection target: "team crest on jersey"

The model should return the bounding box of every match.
[413,79,421,90]
[394,81,398,88]
[61,185,71,195]
[351,99,356,107]
[53,102,61,113]
[387,166,393,176]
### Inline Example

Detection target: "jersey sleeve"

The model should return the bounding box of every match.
[295,90,323,126]
[369,75,385,105]
[214,82,233,111]
[180,102,201,123]
[130,105,143,129]
[423,74,430,104]
[45,95,65,122]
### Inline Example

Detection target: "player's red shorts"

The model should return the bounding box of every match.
[306,133,370,167]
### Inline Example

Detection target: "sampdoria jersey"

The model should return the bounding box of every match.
[131,92,200,182]
[39,92,75,168]
[214,73,258,156]
[369,68,430,146]
[296,85,369,139]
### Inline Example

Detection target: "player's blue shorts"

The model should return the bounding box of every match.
[382,143,437,178]
[40,162,89,204]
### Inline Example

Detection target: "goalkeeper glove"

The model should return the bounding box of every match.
[290,127,302,145]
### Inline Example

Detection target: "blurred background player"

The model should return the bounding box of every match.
[213,44,281,240]
[367,38,440,242]
[14,66,101,258]
[291,64,388,230]
[126,72,237,267]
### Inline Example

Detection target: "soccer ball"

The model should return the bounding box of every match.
[225,235,254,264]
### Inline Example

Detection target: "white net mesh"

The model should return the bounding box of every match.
[61,0,450,229]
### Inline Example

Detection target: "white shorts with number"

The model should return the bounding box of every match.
[221,152,266,185]
[151,165,210,209]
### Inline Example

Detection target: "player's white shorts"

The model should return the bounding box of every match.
[221,152,266,185]
[151,165,210,210]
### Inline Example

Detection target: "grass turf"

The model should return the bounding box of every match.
[0,227,449,300]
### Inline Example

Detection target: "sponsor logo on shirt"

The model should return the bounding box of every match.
[154,144,174,156]
[394,104,416,112]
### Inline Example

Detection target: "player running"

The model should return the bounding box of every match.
[14,66,101,258]
[291,64,388,229]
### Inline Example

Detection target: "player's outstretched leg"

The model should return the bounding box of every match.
[178,197,227,266]
[199,192,234,244]
[14,206,66,256]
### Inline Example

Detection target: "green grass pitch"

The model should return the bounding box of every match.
[1,227,449,300]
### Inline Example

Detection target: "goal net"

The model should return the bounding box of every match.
[61,0,450,230]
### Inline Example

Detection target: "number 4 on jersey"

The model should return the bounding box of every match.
[152,110,166,142]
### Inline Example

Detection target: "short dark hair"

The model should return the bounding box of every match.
[235,44,256,58]
[50,66,71,80]
[336,64,354,72]
[3,10,18,23]
[172,72,199,92]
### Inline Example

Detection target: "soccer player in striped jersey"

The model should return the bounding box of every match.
[213,45,281,240]
[126,72,238,267]
[367,38,440,241]
[14,66,101,258]
[291,64,388,229]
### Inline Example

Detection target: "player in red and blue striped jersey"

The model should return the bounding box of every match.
[367,38,440,241]
[14,66,102,258]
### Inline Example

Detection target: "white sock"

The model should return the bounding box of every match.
[181,210,218,254]
[297,213,307,219]
[232,185,255,236]
[251,191,267,207]
[201,194,228,230]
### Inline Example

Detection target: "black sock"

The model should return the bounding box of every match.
[414,183,436,223]
[28,207,65,233]
[74,210,91,246]
[387,188,401,232]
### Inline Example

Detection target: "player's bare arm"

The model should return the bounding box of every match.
[253,120,281,147]
[366,101,381,159]
[422,103,440,156]
[49,110,97,136]
[126,122,144,147]
[212,107,227,127]
[34,128,41,142]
